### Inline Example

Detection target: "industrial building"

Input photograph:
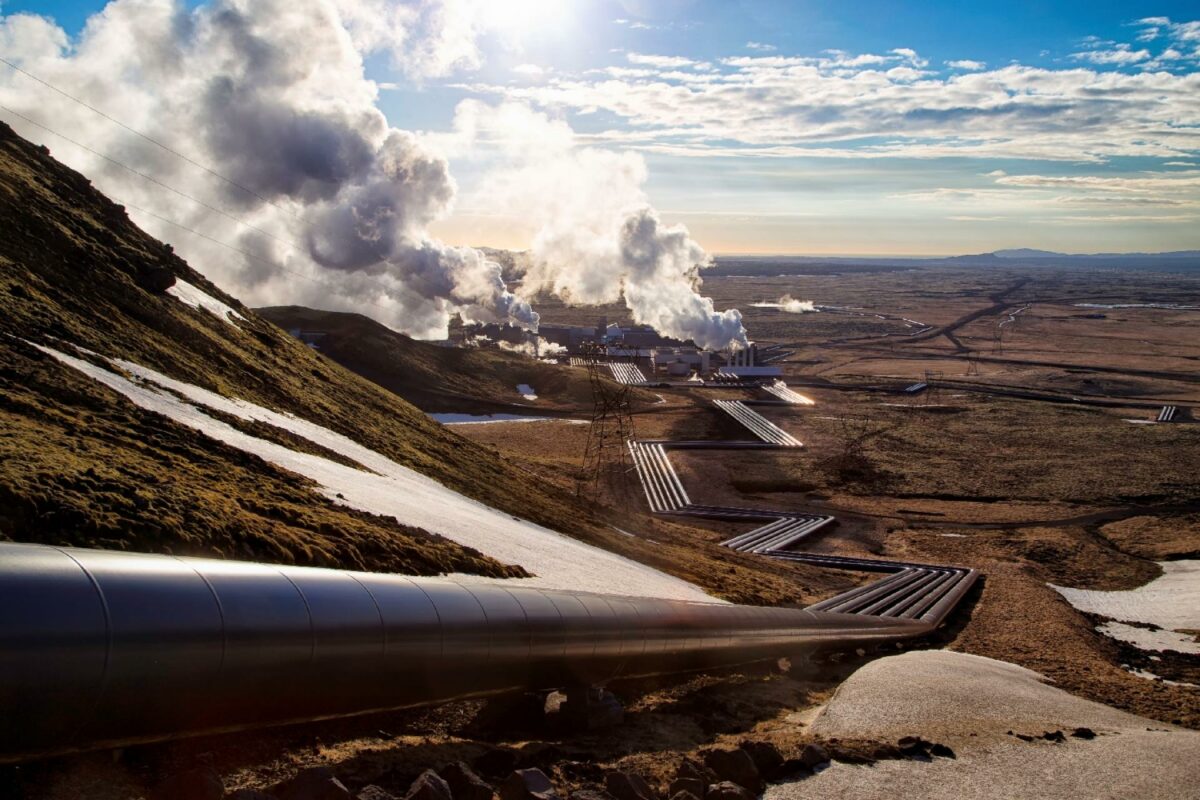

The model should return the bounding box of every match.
[463,317,784,384]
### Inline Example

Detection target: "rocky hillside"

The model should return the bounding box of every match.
[0,121,625,575]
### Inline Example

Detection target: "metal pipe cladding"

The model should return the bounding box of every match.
[0,543,929,762]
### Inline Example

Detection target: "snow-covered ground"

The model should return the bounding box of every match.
[1052,560,1200,632]
[766,650,1199,800]
[35,343,717,602]
[516,383,538,400]
[166,279,245,326]
[429,413,586,425]
[1096,621,1200,655]
[1052,560,1200,655]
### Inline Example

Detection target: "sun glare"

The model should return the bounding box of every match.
[480,0,575,38]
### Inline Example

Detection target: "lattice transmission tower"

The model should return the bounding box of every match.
[578,341,635,499]
[923,369,943,404]
[964,350,981,376]
[991,325,1005,355]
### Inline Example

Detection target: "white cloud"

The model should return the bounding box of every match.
[896,167,1200,221]
[1071,45,1150,65]
[946,59,986,70]
[885,66,931,82]
[890,47,928,67]
[746,41,776,52]
[993,172,1200,193]
[460,55,1200,164]
[512,63,545,75]
[626,52,695,68]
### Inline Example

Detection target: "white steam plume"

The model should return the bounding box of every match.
[496,339,566,359]
[443,101,748,351]
[0,0,535,338]
[751,295,816,313]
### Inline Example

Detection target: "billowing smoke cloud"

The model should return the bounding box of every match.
[752,295,817,313]
[0,0,535,338]
[0,0,742,348]
[445,101,748,351]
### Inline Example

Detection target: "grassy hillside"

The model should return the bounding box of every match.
[257,305,627,413]
[0,121,615,574]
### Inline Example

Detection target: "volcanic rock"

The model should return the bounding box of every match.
[275,767,352,800]
[929,743,956,759]
[440,762,495,800]
[568,791,616,800]
[604,771,657,800]
[500,768,561,800]
[703,782,753,800]
[675,760,717,787]
[738,741,783,776]
[703,749,761,794]
[667,778,705,799]
[798,743,830,769]
[357,788,398,800]
[404,771,452,800]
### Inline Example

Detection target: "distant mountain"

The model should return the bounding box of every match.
[943,252,1005,263]
[993,248,1066,258]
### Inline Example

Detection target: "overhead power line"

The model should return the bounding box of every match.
[0,103,298,254]
[0,107,399,312]
[114,200,397,313]
[0,59,405,314]
[0,56,299,218]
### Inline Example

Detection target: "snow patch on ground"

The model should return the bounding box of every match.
[1126,667,1196,687]
[1052,560,1200,632]
[166,279,245,326]
[516,383,538,400]
[1097,621,1200,655]
[767,650,1200,800]
[429,413,586,425]
[34,343,716,602]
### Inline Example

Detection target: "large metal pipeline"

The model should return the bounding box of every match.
[0,543,932,763]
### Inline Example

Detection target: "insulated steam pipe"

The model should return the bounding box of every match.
[0,543,936,762]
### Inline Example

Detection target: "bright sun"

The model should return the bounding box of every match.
[479,0,576,39]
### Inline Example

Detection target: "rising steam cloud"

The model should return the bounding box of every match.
[448,101,748,351]
[0,0,745,349]
[752,295,817,314]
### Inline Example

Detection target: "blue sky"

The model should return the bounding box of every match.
[5,0,1200,254]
